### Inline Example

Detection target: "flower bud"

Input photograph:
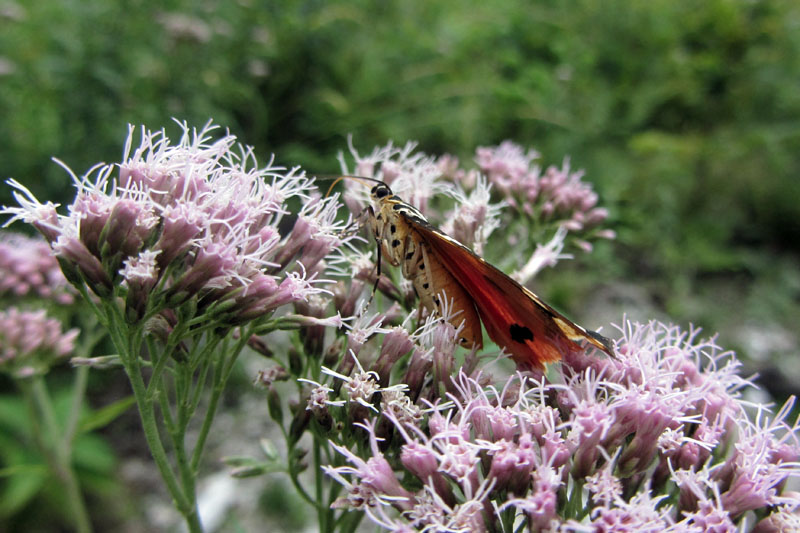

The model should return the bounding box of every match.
[248,335,274,358]
[372,327,415,386]
[100,199,156,259]
[267,387,283,425]
[54,235,112,296]
[289,408,311,446]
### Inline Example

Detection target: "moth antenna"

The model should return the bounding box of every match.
[324,175,348,198]
[321,174,390,198]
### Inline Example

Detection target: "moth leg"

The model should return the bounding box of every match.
[358,234,382,317]
[415,299,426,322]
[372,235,383,294]
[338,205,373,241]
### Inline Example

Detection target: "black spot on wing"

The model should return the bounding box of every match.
[510,323,534,344]
[392,239,401,247]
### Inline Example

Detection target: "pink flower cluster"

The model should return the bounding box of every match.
[0,307,78,378]
[0,231,74,304]
[475,140,610,236]
[321,318,800,531]
[4,122,354,325]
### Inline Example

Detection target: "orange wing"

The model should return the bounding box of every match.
[420,245,484,349]
[409,218,614,370]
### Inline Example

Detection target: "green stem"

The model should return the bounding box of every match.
[29,377,93,533]
[188,349,214,413]
[189,330,248,471]
[319,433,340,533]
[157,383,177,435]
[314,439,326,532]
[146,325,185,398]
[125,348,191,496]
[173,362,199,521]
[189,359,222,472]
[76,284,106,327]
[279,427,316,506]
[106,305,202,533]
[63,365,89,446]
[128,351,203,531]
[65,311,105,447]
[340,510,364,533]
[565,478,584,520]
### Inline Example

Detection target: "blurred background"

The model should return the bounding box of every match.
[1,0,798,530]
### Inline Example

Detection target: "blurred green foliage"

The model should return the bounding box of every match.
[0,384,125,531]
[2,0,798,277]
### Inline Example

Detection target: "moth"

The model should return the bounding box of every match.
[338,176,615,370]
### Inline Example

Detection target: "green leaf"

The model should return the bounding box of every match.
[72,433,116,475]
[78,395,135,434]
[221,455,284,478]
[0,468,48,518]
[0,447,48,519]
[0,463,48,479]
[0,395,31,438]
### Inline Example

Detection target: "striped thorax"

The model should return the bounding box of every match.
[366,183,483,347]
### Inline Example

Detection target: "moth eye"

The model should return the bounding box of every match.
[509,323,534,343]
[372,185,390,198]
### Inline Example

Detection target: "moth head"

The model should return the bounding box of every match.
[370,183,393,200]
